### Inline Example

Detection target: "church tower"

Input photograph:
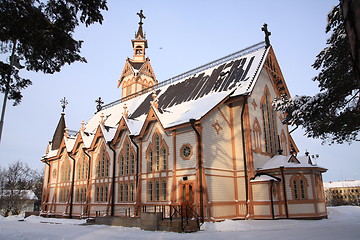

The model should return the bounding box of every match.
[118,10,157,99]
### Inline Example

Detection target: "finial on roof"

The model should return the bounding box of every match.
[60,97,68,113]
[64,127,68,139]
[150,91,158,109]
[135,10,146,39]
[137,9,146,25]
[80,120,85,133]
[95,97,104,112]
[123,104,129,119]
[100,113,105,125]
[261,23,271,48]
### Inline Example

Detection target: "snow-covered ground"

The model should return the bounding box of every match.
[0,206,359,240]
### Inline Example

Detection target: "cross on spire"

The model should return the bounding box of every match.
[60,97,68,113]
[261,23,271,48]
[137,9,146,25]
[95,97,104,112]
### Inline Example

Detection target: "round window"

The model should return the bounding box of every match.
[182,146,191,158]
[52,169,57,178]
[180,144,192,160]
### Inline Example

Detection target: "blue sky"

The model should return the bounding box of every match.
[0,0,358,182]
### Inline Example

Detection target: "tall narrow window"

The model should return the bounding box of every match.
[162,180,167,201]
[96,187,100,202]
[293,179,298,200]
[149,181,153,201]
[120,155,124,176]
[125,184,129,202]
[130,183,135,202]
[300,179,306,199]
[261,88,278,154]
[155,135,160,171]
[119,184,123,202]
[125,143,129,175]
[162,148,167,170]
[100,186,104,202]
[149,150,153,171]
[104,185,108,202]
[105,157,109,177]
[97,161,101,178]
[155,181,160,201]
[97,147,109,178]
[130,153,135,174]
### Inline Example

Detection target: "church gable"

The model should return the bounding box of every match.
[263,47,291,97]
[118,60,135,87]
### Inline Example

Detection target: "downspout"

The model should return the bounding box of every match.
[130,136,140,188]
[190,119,204,222]
[240,97,249,219]
[109,143,117,217]
[43,159,51,213]
[280,166,289,218]
[130,136,140,215]
[83,149,91,217]
[68,154,76,218]
[270,179,275,219]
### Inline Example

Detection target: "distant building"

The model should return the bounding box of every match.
[324,180,360,206]
[40,11,327,221]
[0,190,39,215]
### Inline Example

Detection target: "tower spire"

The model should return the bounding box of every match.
[136,9,146,39]
[118,10,157,99]
[132,10,148,62]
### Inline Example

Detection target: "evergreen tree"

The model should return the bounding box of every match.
[274,4,360,144]
[0,0,108,105]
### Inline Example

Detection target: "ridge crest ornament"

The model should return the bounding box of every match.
[262,23,271,48]
[137,9,146,25]
[60,97,68,113]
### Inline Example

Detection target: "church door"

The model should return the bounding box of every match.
[179,181,194,217]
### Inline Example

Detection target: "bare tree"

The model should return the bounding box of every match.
[0,161,42,216]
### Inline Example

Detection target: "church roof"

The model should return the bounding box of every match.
[129,61,145,70]
[44,42,272,157]
[257,155,327,171]
[51,113,66,151]
[85,42,268,136]
[135,24,145,39]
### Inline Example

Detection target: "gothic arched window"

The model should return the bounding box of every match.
[261,87,278,155]
[252,117,262,152]
[146,130,169,202]
[97,145,109,178]
[290,175,308,200]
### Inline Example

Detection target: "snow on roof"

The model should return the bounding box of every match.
[85,92,150,134]
[250,175,279,182]
[126,117,145,136]
[0,190,38,200]
[64,137,76,152]
[85,44,267,134]
[100,125,117,142]
[258,155,325,171]
[45,43,268,155]
[80,131,93,148]
[323,180,360,189]
[156,91,230,129]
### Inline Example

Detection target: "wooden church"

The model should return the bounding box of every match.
[40,11,327,222]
